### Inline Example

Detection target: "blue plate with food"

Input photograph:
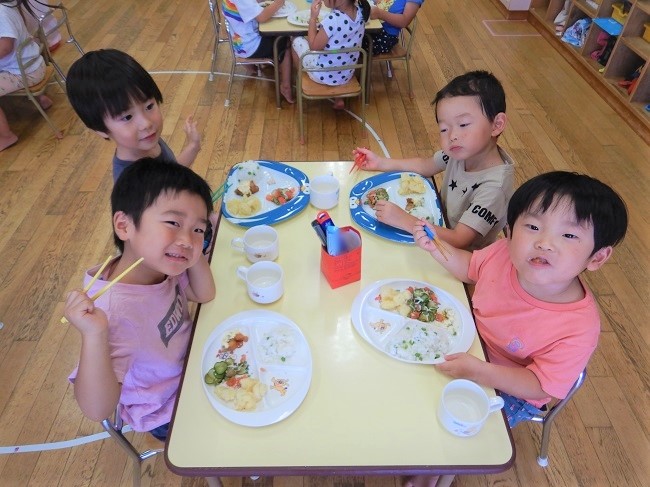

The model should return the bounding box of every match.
[349,172,444,243]
[222,160,310,227]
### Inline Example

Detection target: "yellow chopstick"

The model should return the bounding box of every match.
[83,255,113,292]
[61,257,144,324]
[89,257,144,301]
[433,238,452,261]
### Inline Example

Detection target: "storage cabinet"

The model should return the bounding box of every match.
[530,0,650,133]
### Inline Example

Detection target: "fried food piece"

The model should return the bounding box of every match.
[398,174,426,195]
[226,196,262,217]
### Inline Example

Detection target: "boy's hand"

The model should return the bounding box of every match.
[64,290,108,336]
[310,0,322,17]
[352,147,381,171]
[184,115,201,148]
[435,353,484,380]
[413,220,438,253]
[374,200,414,231]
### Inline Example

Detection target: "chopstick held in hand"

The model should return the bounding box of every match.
[61,257,144,324]
[423,226,451,261]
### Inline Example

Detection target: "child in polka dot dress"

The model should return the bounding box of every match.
[292,0,371,108]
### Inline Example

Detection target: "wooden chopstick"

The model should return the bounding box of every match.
[60,257,144,324]
[83,255,113,292]
[423,226,451,261]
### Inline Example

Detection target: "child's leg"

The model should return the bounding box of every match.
[279,39,294,104]
[0,107,18,151]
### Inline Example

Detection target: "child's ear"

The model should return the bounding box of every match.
[491,113,507,137]
[113,211,133,242]
[94,130,110,140]
[586,246,613,271]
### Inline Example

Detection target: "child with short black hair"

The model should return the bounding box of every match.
[354,70,514,250]
[407,171,628,487]
[65,159,215,440]
[66,49,201,181]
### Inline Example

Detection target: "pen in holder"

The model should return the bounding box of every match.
[320,226,362,289]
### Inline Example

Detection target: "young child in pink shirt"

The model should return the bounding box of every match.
[409,171,628,487]
[65,159,215,438]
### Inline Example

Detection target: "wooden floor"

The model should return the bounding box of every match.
[0,0,648,485]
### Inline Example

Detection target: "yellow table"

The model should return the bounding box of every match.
[166,161,514,477]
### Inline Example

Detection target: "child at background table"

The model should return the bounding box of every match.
[366,0,422,54]
[292,0,371,110]
[353,70,514,250]
[66,49,201,182]
[65,159,215,439]
[0,0,53,152]
[406,171,628,487]
[222,0,295,104]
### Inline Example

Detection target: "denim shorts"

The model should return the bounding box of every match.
[148,422,169,441]
[501,392,545,428]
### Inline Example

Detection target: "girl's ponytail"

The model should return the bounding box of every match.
[358,0,371,22]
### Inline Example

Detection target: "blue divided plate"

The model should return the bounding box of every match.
[222,160,310,227]
[349,172,444,244]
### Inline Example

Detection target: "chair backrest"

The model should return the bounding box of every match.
[208,0,222,32]
[297,46,368,97]
[401,16,418,59]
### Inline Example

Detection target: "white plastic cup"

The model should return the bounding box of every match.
[437,379,505,437]
[236,261,284,304]
[309,173,340,210]
[231,225,279,262]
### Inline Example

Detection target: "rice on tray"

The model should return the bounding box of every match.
[259,327,297,363]
[387,322,451,362]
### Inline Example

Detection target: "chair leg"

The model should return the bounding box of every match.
[406,61,413,99]
[225,62,236,107]
[209,36,218,81]
[386,61,393,79]
[26,92,63,139]
[298,93,304,144]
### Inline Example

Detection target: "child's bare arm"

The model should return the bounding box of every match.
[176,115,201,167]
[352,147,438,175]
[435,353,548,400]
[413,220,474,283]
[185,252,216,303]
[430,222,479,250]
[307,0,328,50]
[374,200,417,232]
[64,290,121,422]
[256,0,285,22]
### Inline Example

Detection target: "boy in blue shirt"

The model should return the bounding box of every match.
[66,49,201,182]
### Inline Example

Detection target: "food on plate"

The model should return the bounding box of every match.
[387,322,452,362]
[408,205,434,222]
[222,330,248,352]
[234,160,260,181]
[398,174,427,195]
[404,196,424,212]
[214,377,268,411]
[369,319,391,334]
[377,285,458,328]
[204,356,250,386]
[377,286,411,316]
[364,188,390,208]
[266,187,296,205]
[259,0,272,6]
[226,195,262,217]
[259,327,297,363]
[235,180,260,197]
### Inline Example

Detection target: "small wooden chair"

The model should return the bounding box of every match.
[207,0,228,81]
[7,34,65,139]
[527,368,587,466]
[297,47,367,144]
[222,19,279,108]
[101,410,164,487]
[371,17,418,99]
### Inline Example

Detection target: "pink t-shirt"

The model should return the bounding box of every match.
[69,261,193,432]
[468,239,600,407]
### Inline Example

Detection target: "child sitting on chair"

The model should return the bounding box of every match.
[353,70,514,250]
[406,171,628,487]
[66,49,201,182]
[292,0,371,110]
[222,0,295,104]
[65,159,215,442]
[0,0,53,152]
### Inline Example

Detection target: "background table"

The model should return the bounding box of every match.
[166,161,514,477]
